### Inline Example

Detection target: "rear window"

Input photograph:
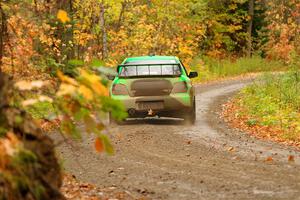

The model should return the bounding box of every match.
[119,64,182,77]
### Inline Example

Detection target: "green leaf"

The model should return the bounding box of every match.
[100,97,128,121]
[0,127,7,137]
[91,59,105,68]
[68,59,84,67]
[100,134,114,155]
[74,107,89,121]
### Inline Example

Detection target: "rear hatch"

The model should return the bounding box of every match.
[130,78,173,97]
[117,61,182,97]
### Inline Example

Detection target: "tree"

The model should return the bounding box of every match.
[247,0,254,57]
[0,2,63,197]
[0,2,126,199]
[263,0,300,62]
[99,0,108,59]
[1,0,299,198]
[0,0,7,70]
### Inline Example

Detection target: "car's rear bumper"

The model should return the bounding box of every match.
[112,93,193,117]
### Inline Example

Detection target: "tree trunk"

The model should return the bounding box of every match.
[146,0,152,7]
[247,0,254,57]
[100,1,107,59]
[0,73,65,200]
[116,0,128,31]
[0,0,7,73]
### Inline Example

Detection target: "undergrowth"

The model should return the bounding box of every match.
[25,101,56,119]
[237,71,300,141]
[191,56,285,82]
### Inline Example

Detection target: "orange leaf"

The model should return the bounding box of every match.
[265,156,273,162]
[95,137,104,153]
[288,155,295,162]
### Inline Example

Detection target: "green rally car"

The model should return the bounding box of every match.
[110,56,198,124]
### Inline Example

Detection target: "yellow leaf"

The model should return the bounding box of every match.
[22,99,38,107]
[15,80,47,91]
[227,147,235,152]
[15,81,33,90]
[79,70,108,96]
[38,95,53,103]
[31,81,45,88]
[78,85,93,100]
[57,83,77,96]
[57,10,70,23]
[57,71,78,86]
[92,82,109,96]
[80,69,100,83]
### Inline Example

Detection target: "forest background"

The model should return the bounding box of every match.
[2,0,299,80]
[0,0,299,199]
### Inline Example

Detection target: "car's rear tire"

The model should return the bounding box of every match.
[183,99,196,125]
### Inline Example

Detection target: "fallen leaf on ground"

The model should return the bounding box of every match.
[61,174,139,200]
[227,147,235,152]
[265,156,273,162]
[288,155,295,162]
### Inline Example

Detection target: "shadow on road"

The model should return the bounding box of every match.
[120,118,186,126]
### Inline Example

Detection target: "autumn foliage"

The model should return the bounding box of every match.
[223,72,300,147]
[263,0,300,62]
[0,0,299,199]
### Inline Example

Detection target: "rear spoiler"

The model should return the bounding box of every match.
[116,63,180,73]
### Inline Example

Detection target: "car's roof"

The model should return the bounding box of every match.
[123,56,180,64]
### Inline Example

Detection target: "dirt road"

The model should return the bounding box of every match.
[56,79,300,200]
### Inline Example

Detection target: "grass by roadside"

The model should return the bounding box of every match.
[191,56,285,82]
[222,71,300,147]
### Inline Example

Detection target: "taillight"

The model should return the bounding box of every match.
[172,82,188,93]
[112,84,128,95]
